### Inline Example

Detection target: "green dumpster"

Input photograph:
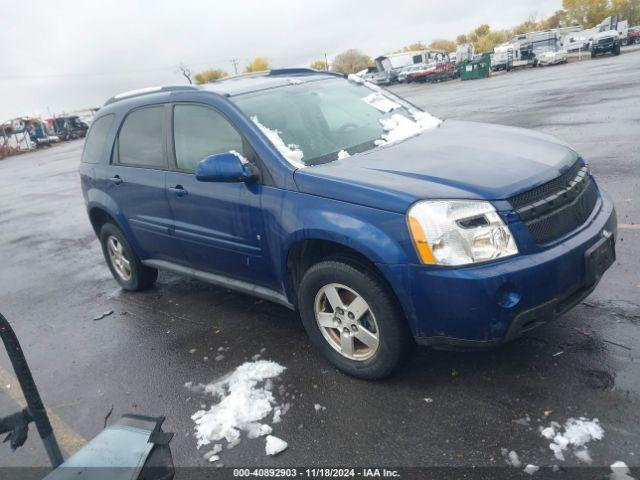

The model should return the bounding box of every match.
[459,54,491,81]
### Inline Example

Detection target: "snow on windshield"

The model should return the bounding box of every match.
[375,110,442,146]
[251,116,306,168]
[361,92,401,113]
[244,77,441,167]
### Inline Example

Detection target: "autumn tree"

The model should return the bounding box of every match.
[611,0,640,24]
[429,39,457,52]
[542,10,570,28]
[402,41,428,51]
[310,59,328,70]
[244,57,270,73]
[193,69,228,84]
[562,0,611,27]
[459,24,508,53]
[331,49,373,74]
[456,34,468,44]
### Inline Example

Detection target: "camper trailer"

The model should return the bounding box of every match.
[492,43,531,70]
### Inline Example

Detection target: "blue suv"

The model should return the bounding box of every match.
[80,69,616,379]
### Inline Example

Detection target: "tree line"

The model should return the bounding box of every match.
[190,0,640,80]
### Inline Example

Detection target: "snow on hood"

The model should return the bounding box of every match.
[188,360,287,453]
[337,150,350,160]
[251,116,306,168]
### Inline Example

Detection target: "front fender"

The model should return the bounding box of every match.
[265,189,417,301]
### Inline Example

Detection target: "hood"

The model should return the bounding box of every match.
[293,120,578,213]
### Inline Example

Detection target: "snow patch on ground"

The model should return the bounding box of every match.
[609,461,636,480]
[188,360,286,453]
[523,464,539,475]
[251,116,305,168]
[540,418,604,462]
[265,435,288,455]
[501,448,522,468]
[314,403,326,412]
[337,150,350,160]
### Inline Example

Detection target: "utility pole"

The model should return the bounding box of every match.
[231,58,239,75]
[324,53,329,71]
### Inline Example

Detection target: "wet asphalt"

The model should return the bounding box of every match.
[0,48,639,476]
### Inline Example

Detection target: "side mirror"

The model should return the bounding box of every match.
[195,152,258,183]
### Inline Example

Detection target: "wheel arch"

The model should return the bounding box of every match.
[285,237,400,311]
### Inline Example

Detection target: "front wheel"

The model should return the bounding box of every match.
[297,259,409,380]
[99,222,157,291]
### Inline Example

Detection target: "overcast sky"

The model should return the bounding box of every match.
[0,0,562,121]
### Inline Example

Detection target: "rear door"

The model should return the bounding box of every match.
[165,103,272,286]
[107,104,183,261]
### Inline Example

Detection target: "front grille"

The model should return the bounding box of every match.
[509,159,599,244]
[598,37,614,46]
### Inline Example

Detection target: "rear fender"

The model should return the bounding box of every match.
[85,190,146,257]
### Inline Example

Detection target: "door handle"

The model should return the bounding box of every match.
[168,185,188,197]
[109,175,123,185]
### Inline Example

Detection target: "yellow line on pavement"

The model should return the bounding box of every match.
[0,365,86,455]
[619,224,640,230]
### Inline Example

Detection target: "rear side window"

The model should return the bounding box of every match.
[117,106,165,168]
[173,104,244,172]
[81,114,114,164]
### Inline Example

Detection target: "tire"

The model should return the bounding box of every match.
[614,44,621,55]
[297,258,409,380]
[591,50,596,58]
[99,222,157,291]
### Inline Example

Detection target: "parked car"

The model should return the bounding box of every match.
[371,69,398,85]
[397,64,427,83]
[80,70,617,379]
[627,26,640,45]
[55,116,89,139]
[536,48,568,66]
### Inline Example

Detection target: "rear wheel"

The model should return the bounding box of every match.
[297,259,409,379]
[99,222,157,291]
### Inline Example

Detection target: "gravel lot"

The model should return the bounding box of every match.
[1,48,639,477]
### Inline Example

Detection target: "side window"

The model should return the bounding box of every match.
[81,114,114,164]
[173,104,244,172]
[117,106,165,168]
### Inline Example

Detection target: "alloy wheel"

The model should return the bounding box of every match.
[106,236,132,281]
[314,283,380,361]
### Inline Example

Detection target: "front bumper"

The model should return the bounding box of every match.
[593,41,617,52]
[378,191,617,348]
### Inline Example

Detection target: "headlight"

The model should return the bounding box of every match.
[407,200,518,266]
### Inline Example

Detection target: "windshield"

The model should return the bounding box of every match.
[232,77,440,166]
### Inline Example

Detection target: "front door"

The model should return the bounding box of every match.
[165,103,271,286]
